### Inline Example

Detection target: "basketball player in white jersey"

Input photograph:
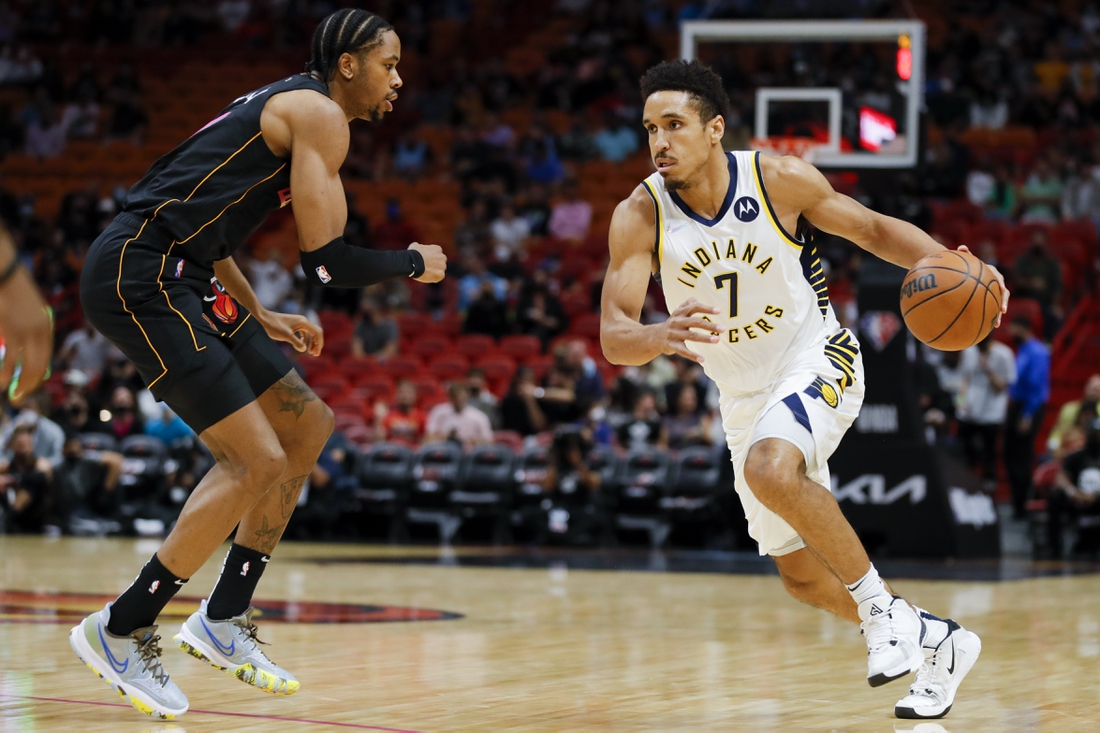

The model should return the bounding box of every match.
[601,61,1009,720]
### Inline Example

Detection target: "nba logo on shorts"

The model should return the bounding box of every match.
[174,259,184,278]
[315,265,332,284]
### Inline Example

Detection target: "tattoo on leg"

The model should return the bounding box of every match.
[272,372,317,420]
[253,515,285,554]
[280,475,307,520]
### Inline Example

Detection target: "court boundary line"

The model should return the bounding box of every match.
[0,693,423,732]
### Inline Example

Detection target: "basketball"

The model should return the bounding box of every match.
[900,249,1002,351]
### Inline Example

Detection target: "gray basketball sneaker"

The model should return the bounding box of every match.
[69,604,189,719]
[174,599,300,695]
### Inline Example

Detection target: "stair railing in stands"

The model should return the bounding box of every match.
[1051,291,1095,377]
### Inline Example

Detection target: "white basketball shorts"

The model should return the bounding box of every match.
[717,328,865,557]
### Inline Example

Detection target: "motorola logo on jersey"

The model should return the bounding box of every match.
[733,196,760,222]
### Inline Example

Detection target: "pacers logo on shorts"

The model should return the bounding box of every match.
[804,376,840,408]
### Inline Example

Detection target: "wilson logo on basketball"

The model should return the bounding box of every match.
[901,273,937,299]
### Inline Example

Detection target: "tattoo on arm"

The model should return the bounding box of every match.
[280,475,307,520]
[253,515,286,554]
[272,371,317,420]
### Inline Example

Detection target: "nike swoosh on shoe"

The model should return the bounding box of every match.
[199,617,236,656]
[98,626,130,674]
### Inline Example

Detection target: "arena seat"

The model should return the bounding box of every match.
[407,441,465,542]
[451,443,517,543]
[412,334,452,359]
[324,332,353,358]
[568,312,602,339]
[353,373,396,397]
[585,446,621,492]
[341,424,374,448]
[429,354,470,382]
[611,448,672,549]
[558,255,600,284]
[396,312,431,334]
[492,430,525,452]
[341,356,377,382]
[475,354,517,383]
[976,218,1011,246]
[356,442,416,541]
[1006,297,1043,333]
[525,353,556,380]
[499,335,542,362]
[79,433,119,453]
[560,290,593,318]
[319,310,351,332]
[1054,220,1098,250]
[455,334,496,359]
[380,354,422,380]
[664,448,723,508]
[118,435,168,495]
[333,410,367,432]
[311,372,349,395]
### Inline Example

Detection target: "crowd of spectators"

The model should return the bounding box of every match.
[2,1,1100,551]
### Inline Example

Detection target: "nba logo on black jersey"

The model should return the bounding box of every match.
[315,265,332,284]
[733,196,760,222]
[174,259,184,278]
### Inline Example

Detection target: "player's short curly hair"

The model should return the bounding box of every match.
[639,60,730,123]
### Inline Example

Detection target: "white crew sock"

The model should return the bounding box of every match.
[846,563,890,608]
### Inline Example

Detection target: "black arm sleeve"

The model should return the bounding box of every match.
[300,237,425,288]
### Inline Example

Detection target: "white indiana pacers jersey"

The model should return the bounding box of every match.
[646,150,843,396]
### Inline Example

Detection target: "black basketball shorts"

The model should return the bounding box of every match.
[81,213,295,435]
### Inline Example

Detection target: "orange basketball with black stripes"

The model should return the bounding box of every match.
[900,249,1002,351]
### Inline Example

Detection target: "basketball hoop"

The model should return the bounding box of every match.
[750,136,821,164]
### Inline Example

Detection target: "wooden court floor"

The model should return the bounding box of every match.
[1,536,1099,732]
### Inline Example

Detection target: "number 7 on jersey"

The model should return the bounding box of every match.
[714,272,738,318]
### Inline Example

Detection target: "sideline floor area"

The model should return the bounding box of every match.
[1,536,1098,731]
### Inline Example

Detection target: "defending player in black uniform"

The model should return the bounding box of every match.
[69,10,446,719]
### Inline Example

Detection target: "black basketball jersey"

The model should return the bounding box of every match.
[123,74,330,265]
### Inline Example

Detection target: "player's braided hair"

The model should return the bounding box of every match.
[639,60,730,123]
[305,9,393,82]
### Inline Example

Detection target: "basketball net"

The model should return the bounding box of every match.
[749,136,821,164]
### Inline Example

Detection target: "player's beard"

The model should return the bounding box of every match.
[664,176,690,192]
[363,103,387,125]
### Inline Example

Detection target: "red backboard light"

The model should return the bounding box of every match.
[897,47,912,80]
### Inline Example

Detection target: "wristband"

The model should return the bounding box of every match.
[300,237,424,288]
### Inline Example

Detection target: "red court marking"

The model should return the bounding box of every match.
[0,694,423,732]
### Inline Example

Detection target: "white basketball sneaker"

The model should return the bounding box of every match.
[895,623,982,719]
[860,596,925,687]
